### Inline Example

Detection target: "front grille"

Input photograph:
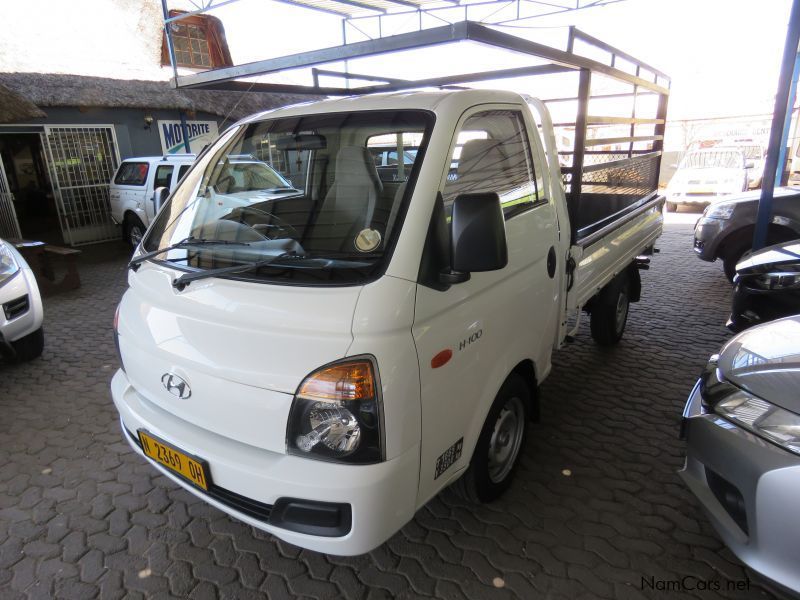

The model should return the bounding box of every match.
[126,428,273,522]
[3,295,29,321]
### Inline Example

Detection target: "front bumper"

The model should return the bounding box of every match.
[693,217,728,261]
[727,282,800,332]
[0,268,44,345]
[110,369,420,555]
[680,381,800,594]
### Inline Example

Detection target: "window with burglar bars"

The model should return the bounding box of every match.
[172,22,212,68]
[162,11,234,70]
[43,126,120,246]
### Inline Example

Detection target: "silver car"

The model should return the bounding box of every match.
[680,315,800,595]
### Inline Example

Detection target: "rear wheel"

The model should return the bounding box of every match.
[456,374,529,503]
[124,215,146,249]
[11,327,44,362]
[590,273,630,346]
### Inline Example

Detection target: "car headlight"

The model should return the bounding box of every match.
[0,242,20,288]
[749,271,800,290]
[286,357,384,464]
[705,204,735,220]
[715,391,800,455]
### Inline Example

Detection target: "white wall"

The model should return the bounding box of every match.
[0,0,197,79]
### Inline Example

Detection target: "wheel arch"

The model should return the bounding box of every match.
[511,359,539,422]
[716,223,799,260]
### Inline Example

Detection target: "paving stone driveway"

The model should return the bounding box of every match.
[0,224,780,600]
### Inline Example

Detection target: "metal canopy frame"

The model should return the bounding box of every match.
[163,10,670,244]
[173,21,670,97]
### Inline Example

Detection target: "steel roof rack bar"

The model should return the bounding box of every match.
[173,20,670,96]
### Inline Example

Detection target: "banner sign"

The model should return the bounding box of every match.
[158,120,219,154]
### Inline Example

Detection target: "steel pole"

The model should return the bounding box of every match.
[774,52,800,184]
[754,0,800,250]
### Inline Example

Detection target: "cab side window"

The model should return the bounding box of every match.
[443,110,540,219]
[177,164,191,181]
[154,165,174,191]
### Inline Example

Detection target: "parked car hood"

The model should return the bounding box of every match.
[710,186,800,206]
[736,240,800,275]
[717,315,800,412]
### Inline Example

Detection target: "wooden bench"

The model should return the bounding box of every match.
[8,239,82,294]
[40,245,82,293]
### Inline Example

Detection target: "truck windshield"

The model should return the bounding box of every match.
[143,110,433,285]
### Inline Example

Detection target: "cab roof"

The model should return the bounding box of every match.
[239,88,528,125]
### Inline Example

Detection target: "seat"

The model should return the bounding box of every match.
[310,146,383,252]
[447,139,511,203]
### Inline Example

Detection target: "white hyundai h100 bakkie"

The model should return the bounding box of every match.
[111,89,663,555]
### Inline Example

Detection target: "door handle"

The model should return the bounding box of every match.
[547,246,557,278]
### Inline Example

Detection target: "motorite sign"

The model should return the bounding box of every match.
[158,120,219,154]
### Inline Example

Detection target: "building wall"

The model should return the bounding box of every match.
[4,106,225,159]
[0,0,198,80]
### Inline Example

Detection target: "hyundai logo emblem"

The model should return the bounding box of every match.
[161,373,191,399]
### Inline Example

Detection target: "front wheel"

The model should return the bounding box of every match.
[11,327,44,362]
[590,273,630,346]
[455,374,529,503]
[124,215,147,249]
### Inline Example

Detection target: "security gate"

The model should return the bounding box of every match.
[43,126,120,245]
[0,154,22,239]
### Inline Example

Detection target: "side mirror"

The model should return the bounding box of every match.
[152,186,169,213]
[440,192,508,284]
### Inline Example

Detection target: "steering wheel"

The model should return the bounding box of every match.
[231,206,300,240]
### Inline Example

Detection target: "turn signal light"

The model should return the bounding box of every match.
[297,360,375,402]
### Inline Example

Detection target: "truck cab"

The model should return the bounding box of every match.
[110,154,195,247]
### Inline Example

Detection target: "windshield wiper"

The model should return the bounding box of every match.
[128,237,251,272]
[172,249,300,291]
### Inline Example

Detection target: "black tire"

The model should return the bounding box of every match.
[665,201,678,212]
[722,240,751,283]
[456,374,529,503]
[590,272,630,346]
[11,327,44,362]
[124,215,147,249]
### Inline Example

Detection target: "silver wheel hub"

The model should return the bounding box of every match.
[487,396,525,484]
[130,225,144,246]
[615,289,629,333]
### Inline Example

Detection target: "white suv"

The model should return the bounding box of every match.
[110,155,196,247]
[0,239,44,362]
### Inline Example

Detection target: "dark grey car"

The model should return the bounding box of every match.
[680,315,800,595]
[692,187,800,281]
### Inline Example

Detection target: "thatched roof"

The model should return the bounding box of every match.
[0,83,47,123]
[0,73,309,122]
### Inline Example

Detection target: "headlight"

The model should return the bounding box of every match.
[287,357,384,464]
[705,204,735,220]
[715,392,800,455]
[749,271,800,290]
[0,242,20,288]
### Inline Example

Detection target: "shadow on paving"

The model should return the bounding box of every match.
[0,228,779,599]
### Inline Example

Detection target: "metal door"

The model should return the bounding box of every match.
[42,126,120,245]
[0,154,22,239]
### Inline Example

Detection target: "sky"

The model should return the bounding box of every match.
[204,0,794,122]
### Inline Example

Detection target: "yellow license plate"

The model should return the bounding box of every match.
[138,430,210,490]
